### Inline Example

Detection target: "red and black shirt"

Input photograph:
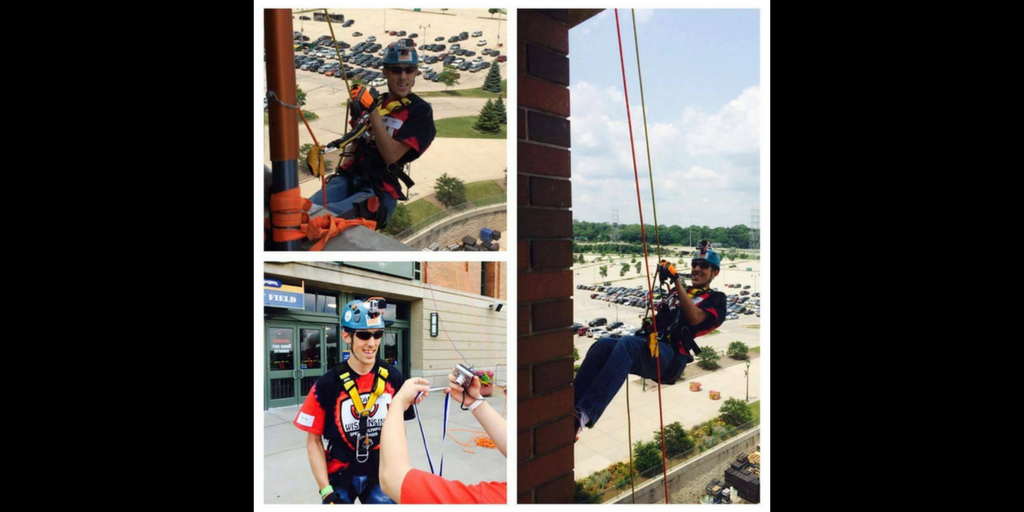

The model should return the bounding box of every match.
[294,359,414,476]
[354,93,436,200]
[685,286,727,340]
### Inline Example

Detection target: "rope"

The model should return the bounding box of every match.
[614,9,669,504]
[631,9,663,264]
[446,429,497,454]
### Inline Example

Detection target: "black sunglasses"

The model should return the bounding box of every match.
[387,66,417,75]
[353,331,384,340]
[692,261,712,270]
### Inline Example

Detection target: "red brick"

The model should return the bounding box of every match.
[530,177,571,208]
[519,444,574,490]
[531,240,573,270]
[519,142,570,178]
[535,416,575,456]
[538,9,568,23]
[531,298,572,333]
[535,472,575,503]
[519,386,573,428]
[518,366,531,399]
[518,107,526,140]
[533,358,574,394]
[518,43,526,73]
[518,430,533,461]
[519,74,570,117]
[518,174,529,206]
[519,10,568,54]
[527,111,570,148]
[526,43,569,86]
[518,303,530,334]
[518,490,534,504]
[518,242,528,271]
[520,208,572,239]
[518,329,573,367]
[519,270,572,303]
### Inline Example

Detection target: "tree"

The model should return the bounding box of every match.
[620,263,629,277]
[635,261,642,274]
[719,398,753,427]
[384,203,412,235]
[438,68,459,90]
[697,345,720,370]
[434,173,466,207]
[493,96,507,124]
[727,341,749,360]
[474,98,501,133]
[296,85,307,107]
[489,8,500,17]
[482,62,503,93]
[599,266,608,278]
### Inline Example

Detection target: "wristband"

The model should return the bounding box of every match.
[468,396,485,412]
[320,485,334,498]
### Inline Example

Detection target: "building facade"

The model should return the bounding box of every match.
[263,261,506,410]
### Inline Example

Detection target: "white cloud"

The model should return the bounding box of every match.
[684,166,720,181]
[633,9,654,25]
[682,86,760,155]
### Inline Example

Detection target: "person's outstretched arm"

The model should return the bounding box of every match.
[306,432,331,491]
[379,376,431,503]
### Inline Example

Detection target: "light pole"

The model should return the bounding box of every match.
[745,359,751,402]
[420,24,430,44]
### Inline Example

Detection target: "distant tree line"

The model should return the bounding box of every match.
[572,220,757,249]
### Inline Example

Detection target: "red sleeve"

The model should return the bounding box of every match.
[400,469,506,504]
[293,384,326,435]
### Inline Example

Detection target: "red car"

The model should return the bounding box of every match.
[577,326,588,336]
[389,30,397,36]
[496,55,506,62]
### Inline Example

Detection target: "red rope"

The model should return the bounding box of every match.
[614,9,670,504]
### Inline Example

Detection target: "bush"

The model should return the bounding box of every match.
[383,203,412,235]
[655,422,695,458]
[633,440,663,476]
[719,398,753,427]
[697,346,720,370]
[473,98,501,133]
[573,345,580,361]
[434,173,466,207]
[727,341,749,360]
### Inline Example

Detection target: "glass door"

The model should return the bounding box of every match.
[381,329,403,371]
[266,323,328,408]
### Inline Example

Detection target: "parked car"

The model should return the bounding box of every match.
[472,31,483,37]
[477,39,487,46]
[409,33,418,38]
[435,36,445,41]
[459,31,468,40]
[398,30,407,36]
[497,55,507,62]
[353,32,362,37]
[588,318,608,327]
[343,20,354,27]
[367,36,376,42]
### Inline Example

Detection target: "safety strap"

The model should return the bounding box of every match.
[339,367,389,416]
[414,392,451,477]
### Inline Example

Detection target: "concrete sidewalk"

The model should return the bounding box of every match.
[264,395,508,504]
[574,356,760,477]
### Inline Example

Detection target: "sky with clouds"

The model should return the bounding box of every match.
[569,9,760,228]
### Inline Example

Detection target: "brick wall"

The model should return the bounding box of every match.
[518,9,576,504]
[424,262,482,294]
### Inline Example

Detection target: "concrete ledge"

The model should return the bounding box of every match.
[403,204,507,249]
[612,425,760,504]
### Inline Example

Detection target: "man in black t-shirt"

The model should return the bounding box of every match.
[308,40,436,229]
[572,247,727,440]
[294,298,415,504]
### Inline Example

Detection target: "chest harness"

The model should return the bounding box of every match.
[338,366,389,463]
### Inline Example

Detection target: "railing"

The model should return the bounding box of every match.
[574,417,761,504]
[392,194,505,241]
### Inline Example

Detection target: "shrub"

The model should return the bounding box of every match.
[719,398,753,427]
[727,341,749,360]
[633,440,663,476]
[434,173,466,207]
[697,346,720,370]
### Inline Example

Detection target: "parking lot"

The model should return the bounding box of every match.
[571,250,762,477]
[264,9,509,202]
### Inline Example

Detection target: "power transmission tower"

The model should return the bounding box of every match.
[750,207,760,249]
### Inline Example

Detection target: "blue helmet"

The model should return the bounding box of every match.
[692,247,722,270]
[383,39,418,65]
[342,299,387,330]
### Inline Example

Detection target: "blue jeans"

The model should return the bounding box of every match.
[328,472,394,504]
[573,335,686,427]
[309,174,396,225]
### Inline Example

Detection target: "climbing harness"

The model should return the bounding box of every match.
[339,367,390,463]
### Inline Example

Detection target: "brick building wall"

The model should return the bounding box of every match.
[424,262,506,300]
[518,9,602,504]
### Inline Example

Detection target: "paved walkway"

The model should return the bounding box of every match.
[263,396,508,504]
[573,352,760,477]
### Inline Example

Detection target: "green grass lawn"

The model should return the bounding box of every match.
[405,199,444,227]
[418,80,507,98]
[745,325,761,329]
[465,180,505,205]
[749,400,760,423]
[434,116,506,139]
[750,346,760,354]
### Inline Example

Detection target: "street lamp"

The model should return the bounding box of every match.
[420,24,430,44]
[745,359,751,402]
